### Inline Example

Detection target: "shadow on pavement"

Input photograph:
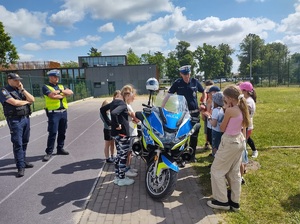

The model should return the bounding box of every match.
[0,155,43,176]
[52,158,104,174]
[38,178,96,214]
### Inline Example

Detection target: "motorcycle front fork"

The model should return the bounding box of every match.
[152,149,161,177]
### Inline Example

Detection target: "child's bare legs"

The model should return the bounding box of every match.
[104,140,110,159]
[240,163,246,185]
[109,140,115,158]
[125,151,138,177]
[126,151,132,167]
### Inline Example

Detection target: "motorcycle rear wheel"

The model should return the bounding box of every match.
[145,160,178,201]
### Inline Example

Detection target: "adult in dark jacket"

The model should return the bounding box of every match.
[0,73,35,177]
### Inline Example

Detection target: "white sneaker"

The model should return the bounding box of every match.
[125,169,138,177]
[118,177,135,186]
[252,150,258,158]
[113,176,119,185]
[128,167,138,173]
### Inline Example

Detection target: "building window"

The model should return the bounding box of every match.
[94,82,101,88]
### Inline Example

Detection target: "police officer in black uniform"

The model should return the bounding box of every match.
[164,65,206,162]
[0,73,35,177]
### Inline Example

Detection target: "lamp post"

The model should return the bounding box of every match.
[249,33,255,81]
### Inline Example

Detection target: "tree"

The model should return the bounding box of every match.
[218,43,234,78]
[238,34,264,81]
[194,43,224,80]
[61,61,79,68]
[127,48,140,65]
[260,43,289,85]
[87,47,101,56]
[175,41,195,73]
[165,51,180,82]
[0,22,19,68]
[290,53,300,83]
[141,51,166,79]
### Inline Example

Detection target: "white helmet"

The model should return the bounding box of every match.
[146,78,159,91]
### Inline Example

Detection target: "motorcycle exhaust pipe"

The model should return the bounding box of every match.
[181,147,194,161]
[181,152,191,161]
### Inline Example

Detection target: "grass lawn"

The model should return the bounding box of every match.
[194,87,300,224]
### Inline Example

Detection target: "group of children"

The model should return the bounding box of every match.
[98,81,258,211]
[202,82,258,211]
[99,84,139,187]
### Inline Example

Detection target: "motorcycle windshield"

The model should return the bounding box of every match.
[154,92,189,114]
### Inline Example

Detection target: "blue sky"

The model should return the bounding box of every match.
[1,0,299,72]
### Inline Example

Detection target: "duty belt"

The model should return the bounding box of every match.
[189,109,199,114]
[48,109,67,113]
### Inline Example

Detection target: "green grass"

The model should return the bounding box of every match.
[194,87,300,224]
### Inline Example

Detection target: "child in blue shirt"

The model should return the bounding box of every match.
[204,92,224,156]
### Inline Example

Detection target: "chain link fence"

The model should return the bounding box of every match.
[0,73,93,121]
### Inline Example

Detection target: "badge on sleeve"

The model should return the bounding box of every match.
[1,89,9,96]
[1,89,11,99]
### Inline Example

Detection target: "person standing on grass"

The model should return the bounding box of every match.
[239,82,258,158]
[99,90,121,164]
[202,86,221,156]
[162,65,206,162]
[100,85,135,186]
[207,85,250,211]
[203,91,224,157]
[201,80,214,150]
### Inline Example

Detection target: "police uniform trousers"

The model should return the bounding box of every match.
[6,116,30,169]
[190,111,200,159]
[45,110,68,154]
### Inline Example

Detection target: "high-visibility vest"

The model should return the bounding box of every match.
[44,84,68,110]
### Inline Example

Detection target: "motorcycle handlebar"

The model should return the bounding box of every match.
[142,103,152,108]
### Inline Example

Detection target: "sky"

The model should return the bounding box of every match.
[1,0,300,73]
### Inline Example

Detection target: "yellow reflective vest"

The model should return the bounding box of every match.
[44,84,68,110]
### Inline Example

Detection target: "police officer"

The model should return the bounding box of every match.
[163,65,206,162]
[0,73,35,177]
[42,70,73,162]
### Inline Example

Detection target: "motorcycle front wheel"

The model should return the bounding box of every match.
[145,160,178,201]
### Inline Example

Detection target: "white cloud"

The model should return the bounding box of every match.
[0,5,48,39]
[99,6,276,58]
[175,17,275,50]
[45,26,55,36]
[98,23,115,32]
[50,8,84,27]
[277,2,300,35]
[282,35,300,53]
[41,40,72,49]
[86,35,101,42]
[22,43,41,51]
[18,53,35,61]
[21,35,99,51]
[50,0,174,27]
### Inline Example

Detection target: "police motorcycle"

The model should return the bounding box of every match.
[133,78,200,201]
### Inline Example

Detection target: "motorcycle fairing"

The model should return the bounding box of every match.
[176,116,192,138]
[156,154,179,176]
[141,112,163,148]
[162,108,183,129]
[147,110,164,135]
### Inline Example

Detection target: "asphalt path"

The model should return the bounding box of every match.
[0,97,141,224]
